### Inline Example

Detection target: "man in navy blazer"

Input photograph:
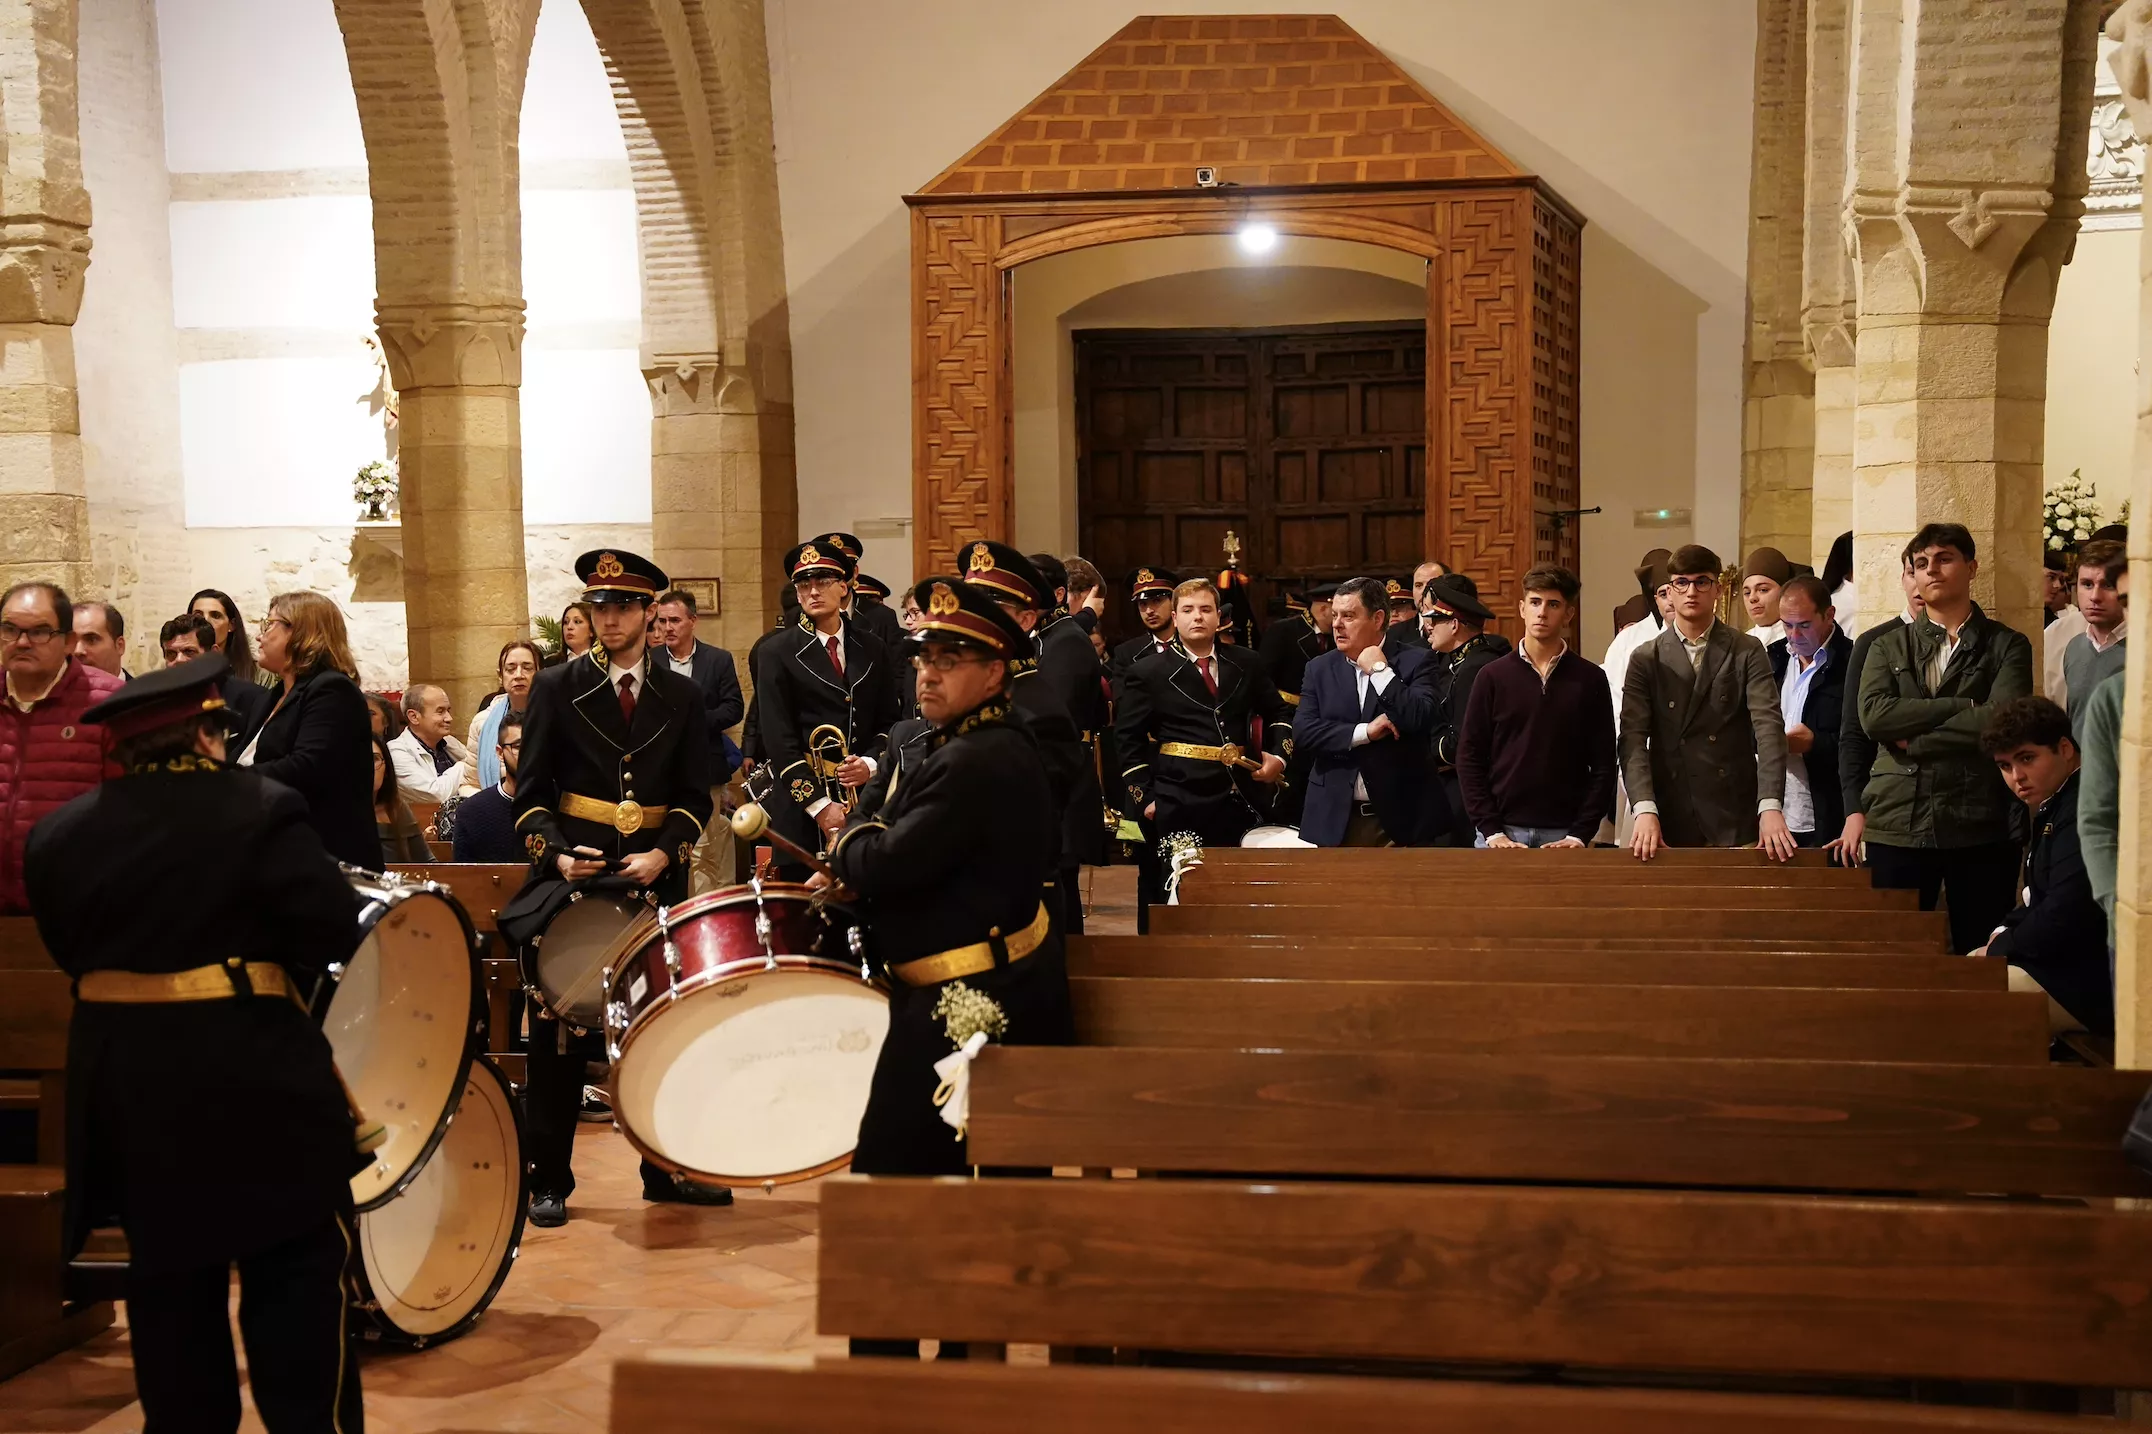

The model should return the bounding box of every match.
[654,589,744,779]
[1295,575,1443,846]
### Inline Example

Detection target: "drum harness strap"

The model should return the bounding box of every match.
[888,901,1051,988]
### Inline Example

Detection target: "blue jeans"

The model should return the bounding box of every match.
[1474,825,1575,849]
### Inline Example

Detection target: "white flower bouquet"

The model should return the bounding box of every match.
[2043,469,2100,552]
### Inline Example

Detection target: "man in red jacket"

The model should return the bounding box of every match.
[1,582,121,912]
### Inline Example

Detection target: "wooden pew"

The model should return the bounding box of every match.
[611,1354,2099,1434]
[1149,903,1950,944]
[817,1176,2152,1388]
[1068,936,2002,989]
[967,1046,2152,1196]
[0,917,53,970]
[1174,880,1918,911]
[1197,846,1843,871]
[1070,976,2049,1064]
[386,862,527,933]
[387,863,529,1075]
[1079,930,1958,957]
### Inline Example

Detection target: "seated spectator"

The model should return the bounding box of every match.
[2062,537,2127,732]
[372,733,431,862]
[1295,575,1439,847]
[73,601,126,677]
[464,640,540,792]
[0,581,123,912]
[364,691,405,743]
[1768,576,1853,850]
[1856,522,2033,953]
[1975,696,2111,1039]
[242,590,379,870]
[1456,565,1615,848]
[389,683,472,805]
[1622,545,1794,861]
[452,708,527,863]
[161,613,272,742]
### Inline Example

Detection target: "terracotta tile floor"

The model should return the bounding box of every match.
[0,867,1139,1433]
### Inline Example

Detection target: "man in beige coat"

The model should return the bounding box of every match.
[1621,544,1796,861]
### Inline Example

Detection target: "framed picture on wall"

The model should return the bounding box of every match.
[675,577,720,618]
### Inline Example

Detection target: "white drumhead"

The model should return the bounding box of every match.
[328,889,475,1208]
[614,968,889,1184]
[358,1057,522,1344]
[536,895,649,1028]
[1241,824,1313,848]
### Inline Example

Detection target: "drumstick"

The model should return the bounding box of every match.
[729,802,838,880]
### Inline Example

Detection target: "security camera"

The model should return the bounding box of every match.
[1194,167,1220,188]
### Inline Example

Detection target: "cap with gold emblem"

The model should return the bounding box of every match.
[576,548,668,603]
[962,540,1047,610]
[84,653,233,743]
[1384,577,1415,608]
[855,573,892,603]
[821,532,866,562]
[785,536,856,583]
[908,577,1031,659]
[1127,566,1177,601]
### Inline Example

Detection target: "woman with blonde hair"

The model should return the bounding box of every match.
[241,591,379,868]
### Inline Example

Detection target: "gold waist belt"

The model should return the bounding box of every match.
[78,961,294,1004]
[559,792,669,835]
[1279,692,1301,706]
[889,902,1053,988]
[1158,740,1260,771]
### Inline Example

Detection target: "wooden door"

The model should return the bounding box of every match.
[1077,324,1425,649]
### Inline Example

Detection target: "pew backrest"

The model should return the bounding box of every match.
[385,863,528,934]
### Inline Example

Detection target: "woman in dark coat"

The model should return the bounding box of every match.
[240,590,380,870]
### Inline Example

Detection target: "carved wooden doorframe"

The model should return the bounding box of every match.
[909,181,1581,615]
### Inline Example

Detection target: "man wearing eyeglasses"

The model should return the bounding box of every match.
[450,707,528,862]
[1620,545,1796,862]
[0,581,123,912]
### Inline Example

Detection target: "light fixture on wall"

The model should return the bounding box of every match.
[1237,220,1278,255]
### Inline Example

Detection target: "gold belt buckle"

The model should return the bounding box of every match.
[613,800,644,835]
[1218,742,1242,767]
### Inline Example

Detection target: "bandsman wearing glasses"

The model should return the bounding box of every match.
[0,580,124,913]
[750,535,902,879]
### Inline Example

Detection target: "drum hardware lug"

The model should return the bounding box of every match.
[750,876,777,967]
[327,961,344,980]
[656,904,682,980]
[848,926,868,980]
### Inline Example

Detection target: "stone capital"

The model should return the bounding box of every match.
[375,302,525,390]
[643,356,759,417]
[0,219,92,327]
[1803,307,1856,369]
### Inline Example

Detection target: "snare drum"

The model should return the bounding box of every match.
[326,872,484,1211]
[352,1054,525,1348]
[604,883,886,1187]
[523,886,655,1030]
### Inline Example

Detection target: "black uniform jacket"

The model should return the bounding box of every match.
[1431,631,1512,768]
[1257,613,1331,703]
[750,617,901,865]
[1036,613,1108,866]
[1767,625,1855,839]
[25,762,364,1270]
[1989,772,2112,1036]
[247,667,380,871]
[852,716,932,821]
[512,646,715,908]
[830,698,1074,1176]
[849,599,905,653]
[1116,640,1293,842]
[1110,630,1174,690]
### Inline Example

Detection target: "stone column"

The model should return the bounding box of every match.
[1804,0,1857,556]
[2097,0,2152,1068]
[1843,0,2100,640]
[375,302,526,716]
[646,358,797,659]
[1740,0,1816,562]
[0,0,91,595]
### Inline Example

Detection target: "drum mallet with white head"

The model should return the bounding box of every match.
[730,801,839,880]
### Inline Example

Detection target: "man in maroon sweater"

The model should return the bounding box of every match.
[1456,565,1617,847]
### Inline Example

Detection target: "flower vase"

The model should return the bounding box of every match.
[361,496,386,522]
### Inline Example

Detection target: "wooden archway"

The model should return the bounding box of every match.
[907,15,1582,612]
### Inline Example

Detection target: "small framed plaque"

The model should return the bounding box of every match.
[674,577,720,618]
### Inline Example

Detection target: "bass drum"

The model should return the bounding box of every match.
[605,883,886,1187]
[523,887,654,1031]
[352,1054,526,1349]
[327,872,483,1212]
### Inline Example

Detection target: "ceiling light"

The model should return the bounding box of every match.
[1237,222,1278,255]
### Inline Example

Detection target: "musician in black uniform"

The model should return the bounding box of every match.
[739,586,800,766]
[1108,565,1178,685]
[1386,575,1430,649]
[1117,577,1293,918]
[506,548,720,1225]
[1423,573,1508,846]
[822,577,1072,1359]
[24,656,368,1431]
[1257,582,1335,827]
[750,536,901,879]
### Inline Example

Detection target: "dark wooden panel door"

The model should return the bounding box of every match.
[1077,324,1425,649]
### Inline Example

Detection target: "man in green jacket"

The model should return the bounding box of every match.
[1856,521,2034,952]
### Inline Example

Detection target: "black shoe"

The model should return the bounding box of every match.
[641,1171,734,1207]
[578,1086,613,1123]
[529,1192,567,1228]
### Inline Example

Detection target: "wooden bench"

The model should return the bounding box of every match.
[386,862,527,933]
[1174,879,1918,911]
[1149,903,1950,945]
[817,1176,2152,1389]
[1068,936,2003,989]
[610,1354,2100,1433]
[1069,976,2049,1064]
[1082,929,1957,956]
[1197,846,1845,871]
[968,1046,2152,1196]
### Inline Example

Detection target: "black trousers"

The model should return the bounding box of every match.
[125,1212,363,1433]
[1866,839,2020,955]
[1058,866,1085,934]
[524,1012,664,1199]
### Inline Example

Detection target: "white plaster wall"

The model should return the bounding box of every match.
[765,0,1757,583]
[2046,223,2140,526]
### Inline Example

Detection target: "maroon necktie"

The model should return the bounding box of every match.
[617,673,636,726]
[1198,656,1218,697]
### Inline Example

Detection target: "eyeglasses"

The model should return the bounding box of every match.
[1669,576,1717,592]
[912,651,992,674]
[258,617,290,634]
[0,623,61,645]
[498,739,523,753]
[795,577,844,592]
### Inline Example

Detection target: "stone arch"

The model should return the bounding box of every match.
[332,0,542,711]
[579,0,796,654]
